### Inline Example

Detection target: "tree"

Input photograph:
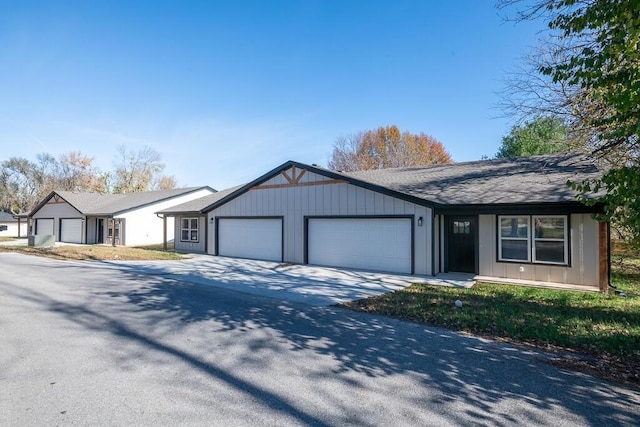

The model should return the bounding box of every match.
[496,116,569,158]
[56,151,106,193]
[112,145,166,193]
[328,125,452,172]
[153,175,177,190]
[499,0,640,248]
[0,154,58,214]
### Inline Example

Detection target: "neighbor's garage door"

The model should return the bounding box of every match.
[60,219,83,243]
[218,218,283,262]
[36,218,54,236]
[308,218,412,274]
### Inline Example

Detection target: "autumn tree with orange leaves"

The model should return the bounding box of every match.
[328,125,452,172]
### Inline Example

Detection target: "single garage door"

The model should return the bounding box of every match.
[36,218,54,236]
[60,218,83,243]
[308,218,412,274]
[218,218,283,262]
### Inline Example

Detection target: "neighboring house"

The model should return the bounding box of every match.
[0,211,28,237]
[29,187,215,246]
[157,185,243,253]
[158,153,608,291]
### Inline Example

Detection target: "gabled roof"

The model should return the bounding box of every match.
[157,185,244,215]
[0,211,18,222]
[161,152,602,216]
[29,187,215,217]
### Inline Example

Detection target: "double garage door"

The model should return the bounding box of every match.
[218,218,283,262]
[34,218,83,243]
[308,218,412,274]
[217,217,412,274]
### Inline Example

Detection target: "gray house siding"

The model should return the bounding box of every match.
[207,168,433,275]
[476,213,599,288]
[174,215,207,253]
[30,199,83,241]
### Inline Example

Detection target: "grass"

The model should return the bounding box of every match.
[0,236,18,242]
[0,243,184,261]
[342,242,640,387]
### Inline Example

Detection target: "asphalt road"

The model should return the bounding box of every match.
[1,253,639,426]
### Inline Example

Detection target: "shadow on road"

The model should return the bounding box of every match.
[2,256,639,425]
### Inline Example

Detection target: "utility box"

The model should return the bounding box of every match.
[28,234,55,248]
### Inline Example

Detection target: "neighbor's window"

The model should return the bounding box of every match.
[533,216,568,264]
[498,216,530,262]
[181,218,199,242]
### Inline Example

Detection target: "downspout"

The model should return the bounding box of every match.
[607,221,616,291]
[156,213,167,251]
[431,212,436,276]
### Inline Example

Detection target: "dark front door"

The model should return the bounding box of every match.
[97,219,104,243]
[447,216,477,273]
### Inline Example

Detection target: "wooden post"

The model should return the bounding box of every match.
[112,218,116,247]
[162,215,167,251]
[17,217,21,238]
[598,221,610,292]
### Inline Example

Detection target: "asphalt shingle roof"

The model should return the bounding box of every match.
[0,211,17,222]
[341,152,601,206]
[157,185,244,214]
[38,187,211,216]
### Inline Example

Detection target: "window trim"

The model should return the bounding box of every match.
[497,214,570,266]
[498,215,531,263]
[532,215,569,265]
[181,217,199,243]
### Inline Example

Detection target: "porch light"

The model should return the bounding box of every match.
[418,217,423,226]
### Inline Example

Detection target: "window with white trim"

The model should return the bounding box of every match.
[498,215,568,265]
[181,218,199,242]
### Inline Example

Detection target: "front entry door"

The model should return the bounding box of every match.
[97,219,104,243]
[447,216,477,273]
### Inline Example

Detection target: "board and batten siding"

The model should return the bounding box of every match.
[31,199,83,241]
[207,167,433,275]
[173,215,207,253]
[478,213,599,288]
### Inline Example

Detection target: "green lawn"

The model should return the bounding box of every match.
[341,244,640,386]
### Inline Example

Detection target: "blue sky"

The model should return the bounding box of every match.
[0,1,544,189]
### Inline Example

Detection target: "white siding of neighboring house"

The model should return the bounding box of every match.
[118,188,214,246]
[0,222,28,237]
[207,168,433,275]
[477,213,600,288]
[173,215,207,253]
[30,200,83,241]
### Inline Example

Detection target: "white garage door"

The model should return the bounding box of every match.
[36,218,54,236]
[60,219,83,243]
[308,218,412,274]
[218,218,283,262]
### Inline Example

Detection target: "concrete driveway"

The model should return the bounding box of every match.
[83,254,463,306]
[1,253,639,426]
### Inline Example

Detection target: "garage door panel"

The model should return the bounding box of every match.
[36,219,54,236]
[218,218,282,262]
[61,219,83,243]
[308,218,412,274]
